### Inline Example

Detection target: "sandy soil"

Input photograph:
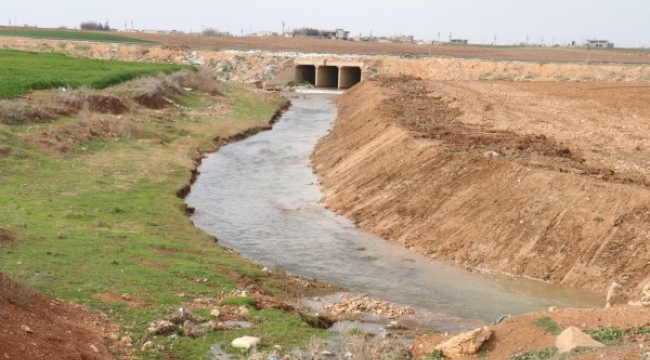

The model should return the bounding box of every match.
[312,78,650,294]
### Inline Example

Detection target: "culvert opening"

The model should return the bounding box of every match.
[295,65,316,86]
[316,66,339,88]
[339,66,362,89]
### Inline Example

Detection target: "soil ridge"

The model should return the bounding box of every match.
[312,78,650,293]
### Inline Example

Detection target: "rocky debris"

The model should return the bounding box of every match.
[231,335,261,350]
[166,307,195,324]
[182,319,220,338]
[606,282,628,308]
[555,326,605,353]
[323,294,414,319]
[146,320,176,335]
[177,51,205,66]
[434,326,492,358]
[641,282,650,306]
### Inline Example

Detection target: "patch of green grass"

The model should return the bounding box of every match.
[424,349,446,359]
[0,76,315,359]
[0,49,190,98]
[534,316,561,335]
[508,347,557,360]
[0,28,155,44]
[586,327,625,345]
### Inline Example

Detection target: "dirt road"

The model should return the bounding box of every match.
[312,78,650,293]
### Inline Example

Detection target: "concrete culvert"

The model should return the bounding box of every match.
[316,66,339,88]
[339,66,362,89]
[295,65,316,85]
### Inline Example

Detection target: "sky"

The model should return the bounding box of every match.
[1,1,648,47]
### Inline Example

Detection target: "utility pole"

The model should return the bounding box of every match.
[493,34,497,46]
[282,21,285,35]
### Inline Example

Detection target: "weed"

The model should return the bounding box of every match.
[305,328,411,360]
[424,349,446,360]
[534,316,561,335]
[508,347,557,360]
[586,327,625,345]
[593,216,604,224]
[219,296,257,307]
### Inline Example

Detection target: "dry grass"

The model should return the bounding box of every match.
[0,101,53,124]
[245,329,410,360]
[173,67,225,96]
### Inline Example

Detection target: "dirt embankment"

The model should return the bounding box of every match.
[0,273,126,360]
[3,36,650,88]
[312,78,650,293]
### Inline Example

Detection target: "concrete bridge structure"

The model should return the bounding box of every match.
[294,59,363,89]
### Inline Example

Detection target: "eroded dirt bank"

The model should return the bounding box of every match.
[312,78,650,293]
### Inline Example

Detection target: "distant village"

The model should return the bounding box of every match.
[80,21,616,48]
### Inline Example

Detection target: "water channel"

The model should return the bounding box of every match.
[185,92,602,332]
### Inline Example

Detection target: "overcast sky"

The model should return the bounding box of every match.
[1,1,648,47]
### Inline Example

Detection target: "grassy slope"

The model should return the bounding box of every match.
[0,49,189,99]
[0,28,155,44]
[0,55,327,358]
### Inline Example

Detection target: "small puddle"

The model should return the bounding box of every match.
[186,93,603,332]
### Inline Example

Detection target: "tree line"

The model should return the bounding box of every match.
[80,21,111,31]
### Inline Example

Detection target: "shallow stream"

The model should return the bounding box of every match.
[186,92,602,332]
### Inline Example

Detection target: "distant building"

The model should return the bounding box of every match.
[335,29,350,40]
[449,38,468,45]
[585,39,614,48]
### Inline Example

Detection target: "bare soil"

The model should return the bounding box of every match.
[121,32,650,65]
[0,273,126,360]
[412,305,650,359]
[312,78,650,293]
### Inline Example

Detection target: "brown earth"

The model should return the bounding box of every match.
[120,32,650,65]
[0,273,127,360]
[412,304,650,359]
[312,78,650,294]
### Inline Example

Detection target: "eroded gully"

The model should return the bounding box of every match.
[185,92,602,332]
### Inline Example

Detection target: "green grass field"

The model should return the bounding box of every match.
[0,49,189,98]
[0,57,332,356]
[0,28,155,44]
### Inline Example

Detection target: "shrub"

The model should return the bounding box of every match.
[534,317,561,335]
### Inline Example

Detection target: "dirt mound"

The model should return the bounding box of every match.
[312,79,650,292]
[67,94,129,115]
[0,273,124,360]
[134,92,173,109]
[412,305,650,359]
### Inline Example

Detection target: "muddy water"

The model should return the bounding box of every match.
[186,93,602,332]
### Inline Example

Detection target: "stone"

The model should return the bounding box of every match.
[231,336,261,350]
[146,320,176,335]
[20,325,33,334]
[435,326,492,358]
[210,309,221,317]
[556,326,605,353]
[641,282,650,303]
[121,293,131,301]
[89,344,99,353]
[605,282,627,308]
